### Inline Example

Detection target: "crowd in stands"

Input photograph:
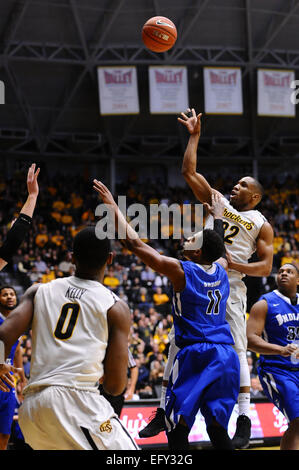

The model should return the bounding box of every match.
[0,167,298,401]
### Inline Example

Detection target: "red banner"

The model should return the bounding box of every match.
[120,401,287,447]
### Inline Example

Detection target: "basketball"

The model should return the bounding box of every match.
[142,16,177,53]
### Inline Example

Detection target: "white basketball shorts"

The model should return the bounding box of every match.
[18,385,139,450]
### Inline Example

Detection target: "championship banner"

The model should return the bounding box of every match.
[149,66,189,114]
[203,67,243,115]
[97,66,139,115]
[257,68,295,117]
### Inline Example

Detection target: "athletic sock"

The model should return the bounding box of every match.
[159,386,167,410]
[238,392,251,417]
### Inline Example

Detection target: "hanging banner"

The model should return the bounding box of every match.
[257,68,295,117]
[203,67,243,115]
[97,66,139,115]
[149,66,189,114]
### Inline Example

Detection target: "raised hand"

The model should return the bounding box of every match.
[93,179,115,206]
[27,163,40,197]
[178,108,202,135]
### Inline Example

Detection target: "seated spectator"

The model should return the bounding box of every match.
[34,255,48,273]
[250,376,265,398]
[41,267,56,284]
[153,287,171,315]
[103,267,120,291]
[29,266,41,284]
[136,287,153,311]
[140,266,155,287]
[17,254,34,282]
[58,252,75,276]
[35,227,49,248]
[134,355,150,392]
[61,211,73,225]
[51,230,64,247]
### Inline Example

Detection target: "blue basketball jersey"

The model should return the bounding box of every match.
[0,313,19,371]
[258,290,299,370]
[172,261,234,348]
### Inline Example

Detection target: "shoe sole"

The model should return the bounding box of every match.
[139,428,166,438]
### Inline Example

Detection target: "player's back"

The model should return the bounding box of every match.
[26,276,118,393]
[172,261,234,348]
[258,289,299,369]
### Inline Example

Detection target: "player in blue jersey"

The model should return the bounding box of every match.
[247,263,299,450]
[93,181,240,450]
[0,286,26,450]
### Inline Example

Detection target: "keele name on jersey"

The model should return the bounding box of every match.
[65,287,87,300]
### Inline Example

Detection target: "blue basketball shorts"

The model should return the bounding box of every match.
[0,388,16,435]
[165,342,240,431]
[257,364,299,422]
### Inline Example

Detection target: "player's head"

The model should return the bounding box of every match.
[183,229,224,264]
[0,285,18,312]
[277,263,299,296]
[230,176,264,210]
[72,226,112,275]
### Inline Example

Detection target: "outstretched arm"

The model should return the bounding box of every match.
[0,164,40,271]
[180,108,214,205]
[93,180,185,292]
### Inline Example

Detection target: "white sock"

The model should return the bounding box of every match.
[238,393,250,417]
[160,386,167,410]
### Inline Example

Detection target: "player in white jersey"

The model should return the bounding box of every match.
[180,109,273,448]
[139,109,274,449]
[0,227,138,450]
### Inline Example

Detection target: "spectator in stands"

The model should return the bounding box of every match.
[34,255,47,274]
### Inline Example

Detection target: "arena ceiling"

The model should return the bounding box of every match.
[0,0,299,173]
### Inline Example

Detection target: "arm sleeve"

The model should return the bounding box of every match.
[0,214,32,262]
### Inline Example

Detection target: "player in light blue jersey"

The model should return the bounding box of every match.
[247,263,299,450]
[93,181,240,450]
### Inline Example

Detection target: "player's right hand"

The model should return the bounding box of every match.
[0,363,22,392]
[177,108,202,135]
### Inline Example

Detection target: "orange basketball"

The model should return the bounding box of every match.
[142,16,177,53]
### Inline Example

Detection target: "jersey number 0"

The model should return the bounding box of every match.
[54,302,80,340]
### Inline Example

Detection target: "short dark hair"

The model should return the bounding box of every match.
[251,178,264,198]
[73,226,111,270]
[0,285,17,296]
[201,229,225,264]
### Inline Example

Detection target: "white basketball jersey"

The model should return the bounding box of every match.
[205,197,267,280]
[25,276,118,393]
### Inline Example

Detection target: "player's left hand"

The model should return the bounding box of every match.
[0,363,21,392]
[93,180,115,205]
[204,190,224,219]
